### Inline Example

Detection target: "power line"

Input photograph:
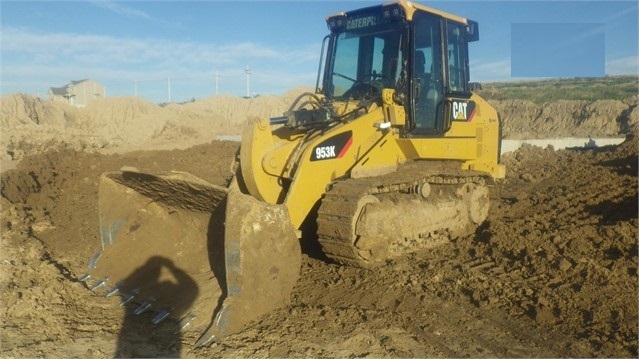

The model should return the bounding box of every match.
[117,68,258,102]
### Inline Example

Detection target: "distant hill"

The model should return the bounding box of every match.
[473,76,638,139]
[475,75,638,104]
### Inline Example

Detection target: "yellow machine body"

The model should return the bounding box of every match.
[240,90,504,230]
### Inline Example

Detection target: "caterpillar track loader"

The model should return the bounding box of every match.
[79,0,505,346]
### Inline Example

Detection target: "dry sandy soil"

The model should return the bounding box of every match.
[0,89,638,358]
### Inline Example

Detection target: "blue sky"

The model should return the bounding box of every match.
[511,23,606,77]
[1,0,637,103]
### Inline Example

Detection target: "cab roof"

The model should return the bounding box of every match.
[326,0,469,25]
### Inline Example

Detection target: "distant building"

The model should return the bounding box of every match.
[48,79,104,107]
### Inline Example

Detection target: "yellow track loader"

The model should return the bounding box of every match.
[79,0,505,346]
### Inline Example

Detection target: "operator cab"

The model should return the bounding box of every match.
[321,0,479,136]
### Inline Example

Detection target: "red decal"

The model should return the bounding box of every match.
[467,107,476,122]
[337,136,353,158]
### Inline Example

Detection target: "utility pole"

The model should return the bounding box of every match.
[167,76,171,103]
[215,71,219,95]
[245,66,251,98]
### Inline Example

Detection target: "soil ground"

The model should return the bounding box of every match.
[1,134,637,357]
[1,85,638,358]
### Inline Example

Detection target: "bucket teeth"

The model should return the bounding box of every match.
[195,331,217,348]
[88,251,102,270]
[104,282,123,298]
[133,297,155,315]
[152,309,171,324]
[120,289,139,307]
[78,273,91,282]
[173,313,197,334]
[90,278,108,291]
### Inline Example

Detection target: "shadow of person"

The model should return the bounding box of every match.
[115,256,198,358]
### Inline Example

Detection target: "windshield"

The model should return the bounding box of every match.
[325,21,405,100]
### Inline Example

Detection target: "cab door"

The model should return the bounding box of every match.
[410,13,474,136]
[410,12,444,134]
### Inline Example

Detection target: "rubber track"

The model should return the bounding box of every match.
[316,161,489,267]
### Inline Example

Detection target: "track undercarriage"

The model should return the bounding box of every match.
[317,161,491,268]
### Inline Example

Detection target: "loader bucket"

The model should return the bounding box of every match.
[196,184,301,345]
[81,167,301,342]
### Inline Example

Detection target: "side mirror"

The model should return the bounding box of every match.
[466,20,479,42]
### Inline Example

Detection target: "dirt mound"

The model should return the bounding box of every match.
[492,97,638,139]
[0,87,312,161]
[2,88,634,161]
[0,93,77,127]
[181,88,306,123]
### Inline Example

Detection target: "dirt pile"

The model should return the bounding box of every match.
[0,87,310,160]
[492,97,638,139]
[3,88,636,162]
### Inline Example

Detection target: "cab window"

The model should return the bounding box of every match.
[412,13,443,132]
[446,21,469,94]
